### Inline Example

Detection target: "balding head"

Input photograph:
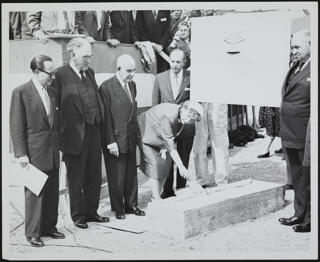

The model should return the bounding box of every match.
[291,29,311,63]
[116,54,136,83]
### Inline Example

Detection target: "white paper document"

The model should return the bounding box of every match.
[12,163,48,196]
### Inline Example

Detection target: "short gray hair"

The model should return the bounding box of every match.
[66,37,91,54]
[116,54,135,70]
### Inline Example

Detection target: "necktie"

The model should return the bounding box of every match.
[294,62,304,76]
[153,10,158,19]
[173,74,179,99]
[43,87,52,125]
[80,70,87,84]
[124,83,132,103]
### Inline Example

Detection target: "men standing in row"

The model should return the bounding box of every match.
[54,38,109,229]
[279,30,311,233]
[99,54,145,219]
[10,55,65,247]
[152,48,193,198]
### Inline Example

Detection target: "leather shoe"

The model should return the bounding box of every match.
[74,219,88,229]
[43,231,65,239]
[116,213,126,219]
[160,191,176,199]
[201,185,208,189]
[257,151,270,158]
[293,224,311,233]
[87,214,110,223]
[26,237,44,247]
[279,216,301,226]
[284,184,294,190]
[274,148,283,154]
[125,206,145,216]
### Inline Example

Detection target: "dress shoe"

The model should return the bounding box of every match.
[115,213,126,219]
[293,224,311,233]
[201,184,208,189]
[284,184,294,190]
[279,216,301,226]
[274,148,283,154]
[257,151,270,158]
[43,230,65,239]
[74,219,88,229]
[125,206,146,216]
[26,237,44,247]
[160,191,176,199]
[87,214,110,223]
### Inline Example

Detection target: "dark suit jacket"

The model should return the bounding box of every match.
[53,65,104,155]
[10,80,60,171]
[135,10,171,48]
[109,11,138,44]
[280,61,310,149]
[76,11,112,41]
[99,76,139,154]
[152,69,194,137]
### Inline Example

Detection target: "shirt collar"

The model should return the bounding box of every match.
[32,76,46,92]
[69,61,84,79]
[115,72,127,88]
[170,69,183,80]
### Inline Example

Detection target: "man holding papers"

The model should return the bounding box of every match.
[10,55,65,247]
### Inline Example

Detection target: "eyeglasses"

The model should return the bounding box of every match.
[38,68,55,78]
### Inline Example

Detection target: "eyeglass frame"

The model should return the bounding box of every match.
[37,68,55,78]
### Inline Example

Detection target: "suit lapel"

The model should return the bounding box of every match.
[175,70,188,102]
[28,80,50,127]
[111,76,132,111]
[285,63,310,96]
[67,65,84,118]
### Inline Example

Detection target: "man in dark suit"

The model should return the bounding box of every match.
[54,38,109,229]
[10,55,65,247]
[76,11,119,46]
[135,10,171,73]
[152,48,193,198]
[109,11,139,44]
[99,54,145,219]
[278,30,311,233]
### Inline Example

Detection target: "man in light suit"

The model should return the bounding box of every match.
[152,48,193,198]
[278,30,311,233]
[54,38,109,229]
[10,55,65,247]
[99,54,145,219]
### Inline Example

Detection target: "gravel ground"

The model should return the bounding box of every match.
[5,129,317,260]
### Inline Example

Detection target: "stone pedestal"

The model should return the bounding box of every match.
[147,179,285,239]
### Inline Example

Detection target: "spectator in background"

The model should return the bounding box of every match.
[167,21,191,69]
[278,30,311,233]
[257,106,281,158]
[152,48,192,198]
[9,12,22,39]
[26,11,79,44]
[76,11,116,45]
[109,11,139,45]
[169,10,185,40]
[135,10,171,73]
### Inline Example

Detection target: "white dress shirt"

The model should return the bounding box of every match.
[32,77,51,117]
[115,72,132,102]
[170,69,183,100]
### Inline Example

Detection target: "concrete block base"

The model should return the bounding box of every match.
[147,179,285,239]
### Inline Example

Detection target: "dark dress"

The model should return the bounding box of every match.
[259,106,280,137]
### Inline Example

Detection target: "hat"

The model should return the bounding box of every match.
[187,101,204,118]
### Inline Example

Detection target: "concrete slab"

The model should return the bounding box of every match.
[147,179,285,239]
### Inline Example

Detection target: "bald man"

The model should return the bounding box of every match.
[99,54,145,219]
[278,30,311,233]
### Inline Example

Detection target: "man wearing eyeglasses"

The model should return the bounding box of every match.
[53,37,109,229]
[10,55,65,247]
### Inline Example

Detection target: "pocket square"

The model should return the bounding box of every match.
[184,88,190,91]
[307,78,310,81]
[160,18,167,22]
